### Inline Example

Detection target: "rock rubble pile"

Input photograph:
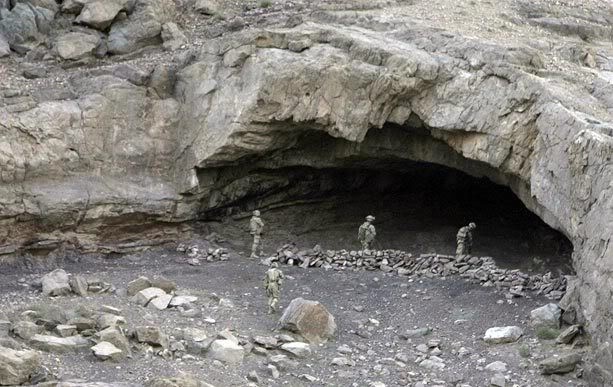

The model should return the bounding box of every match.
[270,246,568,300]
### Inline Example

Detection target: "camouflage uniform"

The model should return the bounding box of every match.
[358,215,376,250]
[250,210,265,258]
[263,262,284,314]
[456,222,476,256]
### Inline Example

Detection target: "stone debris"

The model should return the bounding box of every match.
[539,352,583,374]
[278,298,336,344]
[69,275,89,296]
[530,303,561,329]
[0,346,41,386]
[97,314,126,331]
[483,326,523,344]
[147,375,216,387]
[490,374,506,387]
[177,244,229,264]
[273,248,567,299]
[91,341,123,361]
[207,339,244,364]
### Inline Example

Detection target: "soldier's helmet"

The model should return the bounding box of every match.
[253,210,260,216]
[366,215,375,221]
[469,222,476,229]
[271,261,279,268]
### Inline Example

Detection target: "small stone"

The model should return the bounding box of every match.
[416,344,428,353]
[419,358,445,370]
[100,306,122,315]
[169,295,198,307]
[280,342,311,358]
[135,326,168,348]
[207,339,244,364]
[331,356,354,366]
[55,325,77,338]
[490,374,506,387]
[247,370,260,383]
[69,275,89,296]
[483,326,523,344]
[12,321,43,340]
[254,336,278,349]
[267,364,280,378]
[485,361,507,372]
[127,276,151,296]
[149,294,173,310]
[401,327,431,338]
[42,269,71,296]
[150,277,177,293]
[133,287,167,307]
[91,341,123,361]
[337,344,353,354]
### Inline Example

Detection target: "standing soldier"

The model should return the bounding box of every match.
[358,215,377,250]
[263,262,284,314]
[250,209,264,258]
[456,222,476,256]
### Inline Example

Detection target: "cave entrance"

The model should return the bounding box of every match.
[207,162,573,275]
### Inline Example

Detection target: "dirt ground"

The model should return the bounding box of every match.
[0,236,584,387]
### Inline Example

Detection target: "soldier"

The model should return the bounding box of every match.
[250,209,265,258]
[358,215,377,250]
[456,222,476,256]
[263,262,284,314]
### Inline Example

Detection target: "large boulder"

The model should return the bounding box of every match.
[539,352,583,374]
[55,32,100,60]
[41,269,71,296]
[76,0,125,30]
[278,298,337,344]
[530,303,562,329]
[107,0,175,54]
[207,339,244,364]
[0,346,41,386]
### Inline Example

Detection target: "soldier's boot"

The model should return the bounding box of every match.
[251,243,258,259]
[267,299,275,314]
[270,298,278,314]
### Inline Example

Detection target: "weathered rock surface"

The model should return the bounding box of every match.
[134,287,167,307]
[134,326,168,347]
[95,327,131,356]
[279,298,336,344]
[55,32,100,60]
[12,321,43,340]
[147,376,216,387]
[107,0,175,54]
[0,346,40,386]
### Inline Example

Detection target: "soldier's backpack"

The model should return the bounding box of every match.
[358,223,368,241]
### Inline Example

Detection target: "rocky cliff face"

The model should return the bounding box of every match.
[1,0,612,382]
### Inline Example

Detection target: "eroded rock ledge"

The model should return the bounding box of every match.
[1,18,612,383]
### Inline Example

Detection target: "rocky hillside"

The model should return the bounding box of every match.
[1,0,612,384]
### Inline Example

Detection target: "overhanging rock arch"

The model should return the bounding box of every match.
[174,23,613,382]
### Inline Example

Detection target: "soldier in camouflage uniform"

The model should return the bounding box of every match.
[250,210,265,258]
[358,215,377,250]
[263,262,284,314]
[456,222,476,256]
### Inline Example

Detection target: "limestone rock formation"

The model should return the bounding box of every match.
[0,0,612,382]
